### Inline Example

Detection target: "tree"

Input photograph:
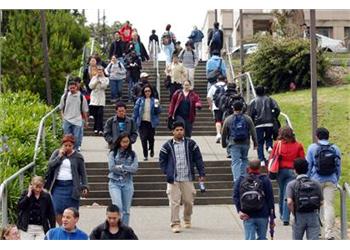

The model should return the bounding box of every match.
[272,9,305,38]
[1,10,90,104]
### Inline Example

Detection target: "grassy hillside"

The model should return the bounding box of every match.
[271,84,350,221]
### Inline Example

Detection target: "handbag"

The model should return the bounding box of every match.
[167,117,175,130]
[268,140,282,179]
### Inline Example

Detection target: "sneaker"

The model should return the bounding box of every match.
[183,221,191,229]
[215,134,221,143]
[267,147,273,154]
[150,150,154,158]
[326,237,335,240]
[77,147,81,152]
[283,221,289,226]
[94,130,98,135]
[89,116,94,120]
[98,131,103,136]
[110,99,117,103]
[227,154,231,159]
[171,225,181,233]
[260,161,266,167]
[143,157,148,161]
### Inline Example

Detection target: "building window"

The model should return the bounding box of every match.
[253,20,272,35]
[316,27,333,38]
[345,27,350,39]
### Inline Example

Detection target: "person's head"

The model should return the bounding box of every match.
[132,32,138,41]
[115,133,132,151]
[61,134,75,155]
[183,80,192,91]
[212,50,220,56]
[31,176,44,195]
[214,22,220,29]
[97,65,104,76]
[126,21,130,26]
[193,25,198,30]
[115,102,127,118]
[106,204,121,227]
[88,57,97,66]
[217,75,227,83]
[73,76,82,85]
[233,101,244,112]
[293,158,309,175]
[185,41,193,50]
[68,80,79,94]
[140,72,149,83]
[248,159,261,171]
[175,41,181,49]
[255,85,265,96]
[278,126,296,143]
[166,24,171,31]
[62,207,79,232]
[172,121,185,140]
[172,54,179,63]
[142,85,153,98]
[316,127,329,141]
[151,29,156,34]
[1,225,20,240]
[114,32,121,40]
[111,55,117,63]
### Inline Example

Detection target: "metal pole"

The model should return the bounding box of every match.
[337,184,347,239]
[153,39,156,68]
[214,9,218,23]
[52,113,56,138]
[310,10,318,143]
[1,186,8,227]
[239,9,244,73]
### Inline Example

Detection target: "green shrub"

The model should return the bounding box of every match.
[245,36,331,93]
[0,91,61,223]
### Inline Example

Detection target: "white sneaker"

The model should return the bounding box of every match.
[215,134,221,143]
[267,147,273,154]
[260,161,266,167]
[89,115,94,120]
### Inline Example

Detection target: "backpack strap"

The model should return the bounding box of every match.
[62,92,69,114]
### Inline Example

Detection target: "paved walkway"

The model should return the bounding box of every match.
[78,204,292,240]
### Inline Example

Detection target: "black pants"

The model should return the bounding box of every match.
[90,105,104,132]
[139,121,155,158]
[175,115,193,138]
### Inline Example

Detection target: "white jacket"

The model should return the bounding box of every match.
[89,76,109,106]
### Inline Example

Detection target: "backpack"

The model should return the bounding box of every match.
[230,114,249,142]
[294,177,321,213]
[162,32,172,46]
[211,29,221,45]
[62,92,84,114]
[239,174,265,213]
[207,59,222,83]
[213,85,226,107]
[315,144,339,176]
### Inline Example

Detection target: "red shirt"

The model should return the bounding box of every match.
[269,140,305,169]
[119,25,133,43]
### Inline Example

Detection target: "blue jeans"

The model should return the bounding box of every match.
[63,120,82,149]
[110,79,124,100]
[108,178,134,226]
[277,168,295,223]
[77,122,84,149]
[128,79,137,101]
[229,144,250,182]
[256,126,273,161]
[293,212,320,240]
[163,43,174,65]
[243,217,268,240]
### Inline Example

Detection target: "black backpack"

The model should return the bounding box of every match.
[230,114,249,142]
[294,177,321,213]
[239,174,265,213]
[213,85,226,107]
[315,144,339,176]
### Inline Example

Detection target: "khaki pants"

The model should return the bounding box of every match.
[184,68,195,88]
[320,182,337,239]
[166,182,196,227]
[20,225,45,240]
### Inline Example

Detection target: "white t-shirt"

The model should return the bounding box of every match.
[57,159,73,181]
[207,81,227,110]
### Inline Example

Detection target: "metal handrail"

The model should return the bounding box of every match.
[225,42,235,81]
[153,39,161,102]
[340,182,350,240]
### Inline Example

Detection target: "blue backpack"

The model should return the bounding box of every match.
[212,30,221,45]
[230,114,249,142]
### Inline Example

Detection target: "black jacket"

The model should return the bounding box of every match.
[208,29,224,50]
[89,221,138,240]
[109,40,127,59]
[248,96,280,126]
[45,150,89,200]
[17,191,56,233]
[127,41,149,62]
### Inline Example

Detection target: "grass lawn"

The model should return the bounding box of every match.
[271,84,350,221]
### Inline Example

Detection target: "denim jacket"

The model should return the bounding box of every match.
[133,97,161,128]
[108,149,138,182]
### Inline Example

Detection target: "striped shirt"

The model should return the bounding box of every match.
[173,139,190,182]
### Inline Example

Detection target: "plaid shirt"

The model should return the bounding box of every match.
[173,139,190,182]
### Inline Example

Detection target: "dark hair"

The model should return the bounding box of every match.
[65,207,79,218]
[293,158,309,175]
[113,133,135,160]
[61,134,75,145]
[214,22,220,29]
[172,121,185,130]
[166,24,171,31]
[141,85,154,98]
[183,79,192,86]
[217,75,226,82]
[233,101,244,111]
[107,204,120,213]
[68,80,78,86]
[212,50,220,56]
[255,85,265,96]
[73,77,81,83]
[248,159,260,170]
[316,127,329,140]
[152,29,156,34]
[278,126,296,143]
[115,101,127,110]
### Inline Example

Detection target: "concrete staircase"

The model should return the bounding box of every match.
[84,61,217,136]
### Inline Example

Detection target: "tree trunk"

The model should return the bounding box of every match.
[40,10,52,105]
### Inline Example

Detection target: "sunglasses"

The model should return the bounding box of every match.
[144,90,151,93]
